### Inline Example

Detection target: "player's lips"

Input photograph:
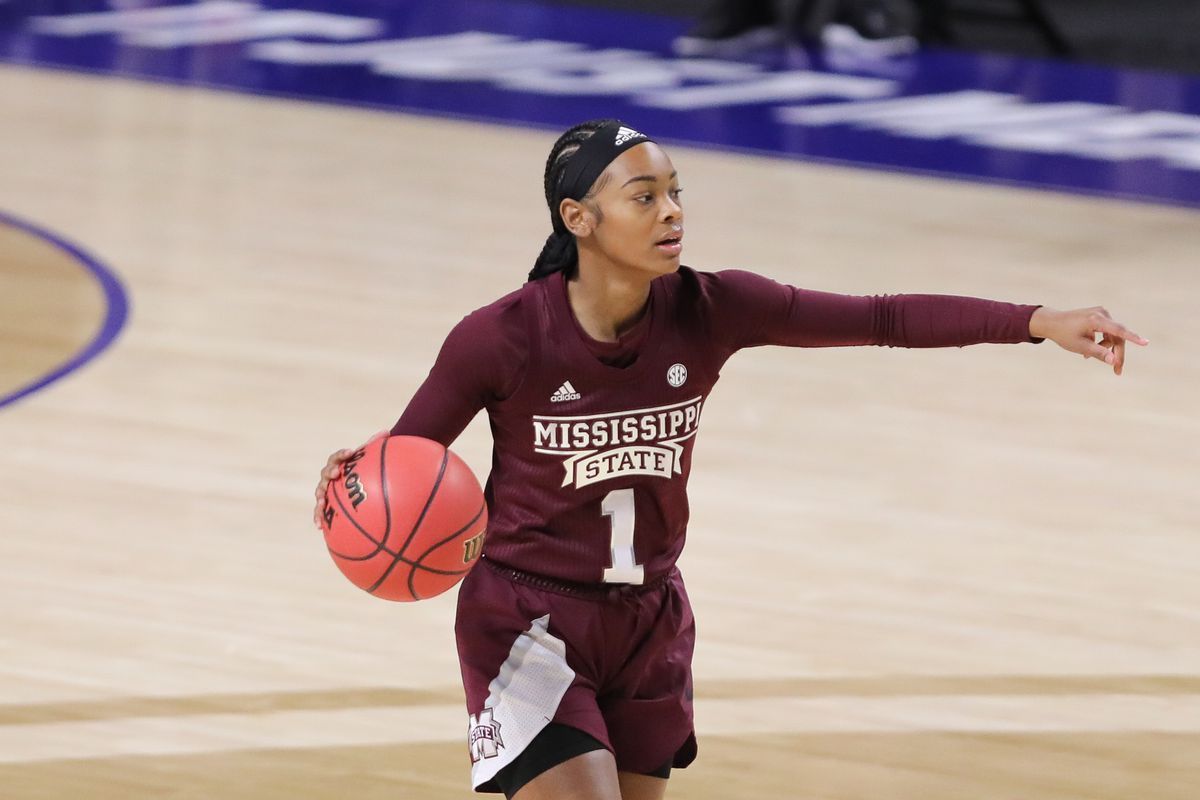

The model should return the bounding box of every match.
[655,229,684,255]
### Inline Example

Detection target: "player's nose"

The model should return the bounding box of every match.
[661,196,682,221]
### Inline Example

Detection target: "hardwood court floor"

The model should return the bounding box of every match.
[1,63,1198,798]
[0,219,106,400]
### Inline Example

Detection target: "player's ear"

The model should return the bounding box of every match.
[559,198,593,239]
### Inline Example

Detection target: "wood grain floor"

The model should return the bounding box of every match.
[0,220,104,399]
[1,62,1198,798]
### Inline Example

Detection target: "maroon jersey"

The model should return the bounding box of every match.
[392,267,1040,584]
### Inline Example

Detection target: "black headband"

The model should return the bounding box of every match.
[528,121,657,282]
[555,121,657,206]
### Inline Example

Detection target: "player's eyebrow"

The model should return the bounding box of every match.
[622,171,678,188]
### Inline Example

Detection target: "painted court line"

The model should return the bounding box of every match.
[0,210,129,411]
[2,694,1199,764]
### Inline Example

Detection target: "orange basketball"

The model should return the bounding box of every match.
[319,435,488,601]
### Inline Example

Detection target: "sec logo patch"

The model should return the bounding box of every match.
[667,363,687,387]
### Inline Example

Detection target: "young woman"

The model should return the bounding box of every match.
[312,119,1146,800]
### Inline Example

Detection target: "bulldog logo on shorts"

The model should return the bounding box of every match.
[468,707,504,761]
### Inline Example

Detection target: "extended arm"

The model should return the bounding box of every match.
[707,270,1145,373]
[759,289,1042,348]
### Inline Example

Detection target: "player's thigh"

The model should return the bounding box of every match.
[511,749,621,800]
[618,770,669,800]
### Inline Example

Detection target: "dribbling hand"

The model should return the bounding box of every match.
[1029,306,1148,376]
[312,429,389,531]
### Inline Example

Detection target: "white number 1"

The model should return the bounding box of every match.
[601,488,644,585]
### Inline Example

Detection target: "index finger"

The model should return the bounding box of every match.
[1093,316,1148,346]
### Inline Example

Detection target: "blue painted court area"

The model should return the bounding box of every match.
[3,0,1200,209]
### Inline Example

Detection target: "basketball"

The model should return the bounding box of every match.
[319,435,488,601]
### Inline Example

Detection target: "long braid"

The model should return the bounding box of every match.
[527,119,619,282]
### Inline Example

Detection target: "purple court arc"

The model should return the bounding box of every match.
[0,210,130,410]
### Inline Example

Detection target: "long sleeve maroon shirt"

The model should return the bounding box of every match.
[392,267,1041,584]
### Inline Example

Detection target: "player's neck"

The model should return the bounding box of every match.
[567,258,653,344]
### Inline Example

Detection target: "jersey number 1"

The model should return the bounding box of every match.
[601,488,644,585]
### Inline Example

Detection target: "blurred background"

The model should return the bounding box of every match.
[1,1,1198,799]
[560,0,1200,73]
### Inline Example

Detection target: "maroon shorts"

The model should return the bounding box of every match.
[455,557,697,792]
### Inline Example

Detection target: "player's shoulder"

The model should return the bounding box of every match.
[451,282,530,338]
[439,282,536,379]
[659,265,771,304]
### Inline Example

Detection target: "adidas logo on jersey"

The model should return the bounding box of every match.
[550,380,581,403]
[614,126,646,147]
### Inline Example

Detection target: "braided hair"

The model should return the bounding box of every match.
[527,118,620,282]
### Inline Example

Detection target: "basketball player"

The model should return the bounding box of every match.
[312,119,1147,800]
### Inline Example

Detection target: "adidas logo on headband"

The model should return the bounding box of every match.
[614,126,647,147]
